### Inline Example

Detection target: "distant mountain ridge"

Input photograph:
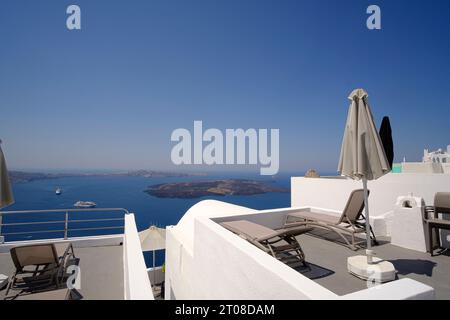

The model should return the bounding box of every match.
[8,170,205,183]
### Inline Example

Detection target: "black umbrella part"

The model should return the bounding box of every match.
[379,116,394,169]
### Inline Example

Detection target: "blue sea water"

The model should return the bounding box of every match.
[1,173,298,266]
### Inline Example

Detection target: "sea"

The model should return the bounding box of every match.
[1,172,333,266]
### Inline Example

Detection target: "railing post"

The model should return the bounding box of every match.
[64,211,69,240]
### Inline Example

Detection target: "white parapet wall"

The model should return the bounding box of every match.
[165,200,435,300]
[292,173,450,217]
[0,234,123,253]
[165,201,338,300]
[390,196,428,252]
[123,214,154,300]
[291,173,450,246]
[341,278,435,300]
[165,200,258,300]
[443,163,450,174]
[402,162,444,173]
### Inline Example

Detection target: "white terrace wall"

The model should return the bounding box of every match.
[291,173,450,247]
[165,200,257,300]
[0,234,123,253]
[402,162,444,173]
[123,214,154,300]
[165,201,337,300]
[292,173,450,217]
[165,200,434,300]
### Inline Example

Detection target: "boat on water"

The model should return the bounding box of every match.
[55,188,62,195]
[73,201,96,208]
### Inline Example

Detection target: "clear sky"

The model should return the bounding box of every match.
[1,0,450,174]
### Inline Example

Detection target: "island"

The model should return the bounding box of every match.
[144,179,289,199]
[8,170,205,183]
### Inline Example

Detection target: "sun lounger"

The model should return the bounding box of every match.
[4,242,76,298]
[423,192,450,256]
[284,189,378,250]
[221,220,312,267]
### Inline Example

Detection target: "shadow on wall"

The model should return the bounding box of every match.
[390,259,437,277]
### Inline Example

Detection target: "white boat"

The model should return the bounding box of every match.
[55,188,62,195]
[73,201,96,208]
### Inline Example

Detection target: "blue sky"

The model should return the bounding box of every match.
[1,0,449,174]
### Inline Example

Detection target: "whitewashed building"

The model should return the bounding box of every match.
[401,145,450,173]
[423,146,450,164]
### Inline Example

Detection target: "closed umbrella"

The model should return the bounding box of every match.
[379,116,394,169]
[338,89,390,182]
[338,89,395,282]
[0,140,14,243]
[0,140,14,209]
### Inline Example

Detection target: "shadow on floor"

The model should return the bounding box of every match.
[390,259,437,277]
[294,262,335,280]
[306,228,388,250]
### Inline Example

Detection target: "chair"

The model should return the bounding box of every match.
[221,220,312,267]
[4,242,76,298]
[284,189,378,250]
[423,192,450,256]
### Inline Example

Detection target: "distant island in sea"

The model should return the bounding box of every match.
[145,179,289,199]
[9,170,205,183]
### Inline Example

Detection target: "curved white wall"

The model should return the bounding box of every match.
[175,200,257,251]
[165,200,434,300]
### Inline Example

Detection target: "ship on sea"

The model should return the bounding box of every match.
[73,201,96,208]
[55,188,62,195]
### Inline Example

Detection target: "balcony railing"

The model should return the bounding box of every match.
[0,208,129,242]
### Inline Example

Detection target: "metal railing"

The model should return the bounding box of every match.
[0,208,129,242]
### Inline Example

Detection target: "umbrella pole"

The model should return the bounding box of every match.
[348,177,395,282]
[0,213,3,244]
[153,250,156,287]
[362,177,373,263]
